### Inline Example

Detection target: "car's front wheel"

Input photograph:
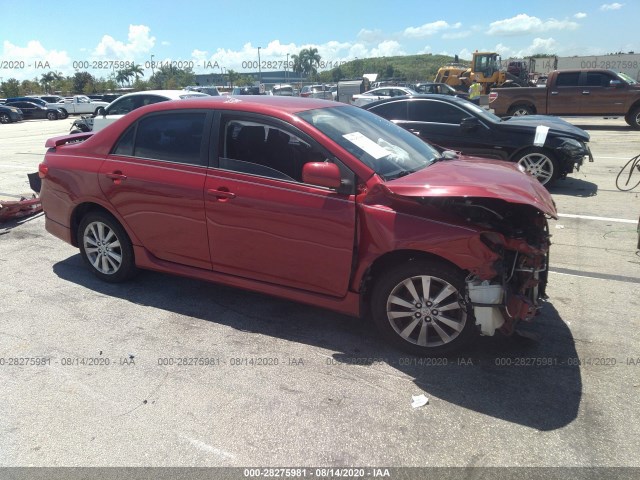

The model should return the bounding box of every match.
[371,260,474,356]
[78,211,137,283]
[46,111,58,121]
[58,109,68,119]
[515,148,559,186]
[0,113,10,124]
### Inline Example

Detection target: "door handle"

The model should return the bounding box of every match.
[207,188,236,200]
[105,171,127,183]
[582,91,590,95]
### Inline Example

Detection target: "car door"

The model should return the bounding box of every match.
[581,71,627,115]
[547,71,583,115]
[388,99,502,158]
[98,110,213,269]
[204,113,357,297]
[14,102,36,119]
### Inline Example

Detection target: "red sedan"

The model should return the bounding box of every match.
[39,96,556,355]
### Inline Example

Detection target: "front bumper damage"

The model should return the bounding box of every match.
[466,234,550,336]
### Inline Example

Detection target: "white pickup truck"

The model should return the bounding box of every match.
[56,95,109,116]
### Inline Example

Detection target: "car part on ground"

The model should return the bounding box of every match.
[40,96,555,356]
[0,173,42,222]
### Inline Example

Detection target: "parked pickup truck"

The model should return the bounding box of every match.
[56,95,109,116]
[489,69,640,129]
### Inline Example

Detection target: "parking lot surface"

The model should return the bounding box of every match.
[0,117,639,469]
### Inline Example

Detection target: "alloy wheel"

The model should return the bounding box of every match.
[385,275,466,348]
[83,221,123,275]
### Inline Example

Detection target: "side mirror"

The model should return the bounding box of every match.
[610,79,624,88]
[302,162,341,189]
[460,116,480,131]
[95,106,106,117]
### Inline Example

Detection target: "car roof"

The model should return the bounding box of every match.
[362,94,468,109]
[113,90,210,101]
[136,95,340,116]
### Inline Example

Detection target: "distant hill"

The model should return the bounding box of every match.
[317,54,469,83]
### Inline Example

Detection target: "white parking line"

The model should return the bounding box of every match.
[557,213,637,224]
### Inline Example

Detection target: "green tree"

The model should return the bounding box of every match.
[1,78,21,97]
[226,69,240,88]
[128,63,144,82]
[72,72,95,93]
[40,71,63,93]
[115,68,132,86]
[148,65,195,89]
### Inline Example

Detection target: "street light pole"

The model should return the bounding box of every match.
[286,53,289,83]
[257,46,262,84]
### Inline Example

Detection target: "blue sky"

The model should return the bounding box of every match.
[1,0,638,80]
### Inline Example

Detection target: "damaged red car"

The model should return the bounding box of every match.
[39,96,556,355]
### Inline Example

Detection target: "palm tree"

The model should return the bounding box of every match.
[115,68,132,87]
[128,64,144,82]
[290,54,303,76]
[296,48,322,80]
[40,71,62,93]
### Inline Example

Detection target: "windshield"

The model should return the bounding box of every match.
[617,72,637,85]
[298,105,441,180]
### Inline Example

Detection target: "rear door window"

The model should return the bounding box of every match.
[114,112,208,166]
[555,72,580,87]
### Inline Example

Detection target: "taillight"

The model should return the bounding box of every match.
[489,92,498,103]
[301,92,310,97]
[38,163,48,179]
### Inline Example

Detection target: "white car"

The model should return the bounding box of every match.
[352,86,418,107]
[71,90,208,133]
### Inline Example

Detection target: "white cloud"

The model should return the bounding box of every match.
[574,12,587,19]
[418,46,432,54]
[161,41,171,46]
[600,3,624,10]
[92,24,155,60]
[371,41,405,57]
[487,14,578,36]
[1,40,71,77]
[403,21,461,38]
[494,38,558,58]
[357,28,385,44]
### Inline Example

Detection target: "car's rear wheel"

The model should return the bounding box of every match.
[515,148,559,186]
[78,211,137,283]
[0,113,10,124]
[58,109,68,119]
[625,106,640,130]
[46,111,58,121]
[507,104,533,116]
[371,260,474,356]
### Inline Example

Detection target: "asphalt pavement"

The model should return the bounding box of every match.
[0,116,638,474]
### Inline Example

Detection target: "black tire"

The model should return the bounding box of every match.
[507,104,533,116]
[77,211,137,283]
[70,129,82,134]
[513,147,559,186]
[370,260,475,356]
[0,113,10,124]
[625,106,640,130]
[58,109,68,119]
[46,111,58,121]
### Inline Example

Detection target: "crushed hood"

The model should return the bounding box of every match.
[383,156,557,217]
